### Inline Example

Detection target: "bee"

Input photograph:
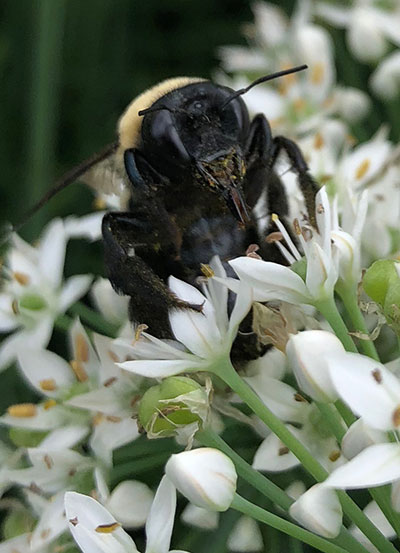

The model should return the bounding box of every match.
[13,66,318,360]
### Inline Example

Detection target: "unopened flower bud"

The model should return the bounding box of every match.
[342,418,387,460]
[138,377,207,437]
[165,448,237,511]
[289,483,342,538]
[363,260,400,335]
[286,331,344,402]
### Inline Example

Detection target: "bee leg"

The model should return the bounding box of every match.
[102,211,200,339]
[270,136,319,227]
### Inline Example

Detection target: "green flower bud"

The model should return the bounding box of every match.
[2,510,35,539]
[19,293,47,311]
[362,259,399,305]
[139,377,206,437]
[363,260,400,335]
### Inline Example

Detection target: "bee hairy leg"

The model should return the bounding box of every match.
[101,211,202,339]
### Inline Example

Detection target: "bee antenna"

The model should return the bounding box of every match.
[221,64,308,109]
[6,141,119,241]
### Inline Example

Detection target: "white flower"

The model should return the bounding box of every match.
[165,448,237,512]
[117,257,252,379]
[65,476,189,553]
[0,219,92,370]
[324,351,400,490]
[95,468,154,530]
[316,1,400,62]
[228,188,338,307]
[289,483,342,538]
[350,501,396,553]
[371,51,400,100]
[227,516,263,552]
[286,330,344,402]
[181,503,219,530]
[91,277,129,325]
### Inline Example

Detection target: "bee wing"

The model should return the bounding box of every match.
[12,141,129,235]
[80,145,130,208]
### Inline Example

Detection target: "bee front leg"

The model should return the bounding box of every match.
[270,136,319,227]
[102,211,200,339]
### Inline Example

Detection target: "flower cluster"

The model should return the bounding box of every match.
[2,2,400,553]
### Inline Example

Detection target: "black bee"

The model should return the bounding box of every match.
[14,67,318,360]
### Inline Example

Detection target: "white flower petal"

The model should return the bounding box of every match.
[40,424,89,450]
[341,419,388,460]
[252,428,300,472]
[169,308,222,358]
[145,476,176,553]
[30,492,67,550]
[0,317,53,370]
[327,352,400,430]
[227,515,263,552]
[107,480,153,529]
[325,443,400,488]
[229,257,311,304]
[59,275,92,312]
[119,359,203,379]
[64,212,105,241]
[90,418,139,466]
[65,491,138,553]
[165,448,237,512]
[38,218,67,288]
[91,278,128,325]
[181,503,219,530]
[289,484,342,538]
[245,375,309,423]
[286,330,343,403]
[18,348,75,397]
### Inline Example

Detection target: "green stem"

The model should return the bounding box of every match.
[232,495,348,553]
[27,0,65,238]
[214,359,398,553]
[336,284,380,361]
[315,297,358,353]
[315,403,346,443]
[198,428,368,553]
[110,452,170,485]
[68,302,119,337]
[54,313,73,332]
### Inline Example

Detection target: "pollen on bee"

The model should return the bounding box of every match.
[355,159,370,180]
[75,333,89,363]
[70,360,89,382]
[7,403,37,417]
[95,522,121,534]
[39,379,57,392]
[200,263,215,278]
[13,272,30,286]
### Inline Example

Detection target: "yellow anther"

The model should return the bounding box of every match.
[39,379,57,392]
[329,450,341,462]
[355,159,370,180]
[43,399,57,410]
[392,406,400,427]
[313,133,324,149]
[7,403,37,417]
[13,272,30,286]
[70,360,88,382]
[75,333,89,363]
[95,522,121,534]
